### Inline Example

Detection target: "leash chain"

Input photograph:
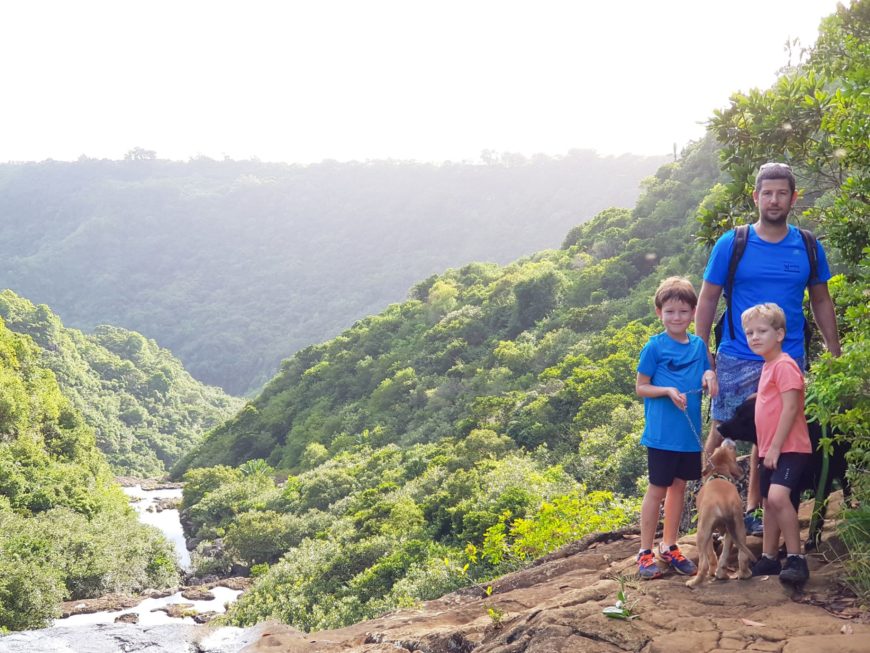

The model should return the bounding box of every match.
[680,387,712,467]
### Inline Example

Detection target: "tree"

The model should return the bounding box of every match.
[124,147,157,160]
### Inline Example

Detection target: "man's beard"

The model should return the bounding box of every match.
[760,205,792,224]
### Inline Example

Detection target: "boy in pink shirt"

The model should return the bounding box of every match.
[741,303,812,586]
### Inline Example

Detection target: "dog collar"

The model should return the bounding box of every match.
[704,472,735,485]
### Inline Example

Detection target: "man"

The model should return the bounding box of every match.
[695,162,841,535]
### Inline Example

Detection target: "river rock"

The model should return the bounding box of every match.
[60,594,141,617]
[193,611,220,624]
[182,587,215,601]
[114,613,139,624]
[212,577,253,591]
[155,602,196,619]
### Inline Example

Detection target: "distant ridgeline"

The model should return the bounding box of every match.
[0,150,665,394]
[0,291,242,476]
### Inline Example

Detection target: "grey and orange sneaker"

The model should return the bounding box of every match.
[637,549,662,580]
[659,544,697,576]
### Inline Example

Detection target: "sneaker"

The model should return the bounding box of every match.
[637,550,662,580]
[780,555,809,586]
[744,509,764,537]
[751,555,782,577]
[659,544,697,576]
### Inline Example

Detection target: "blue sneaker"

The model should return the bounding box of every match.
[659,544,697,576]
[744,509,764,537]
[637,550,662,580]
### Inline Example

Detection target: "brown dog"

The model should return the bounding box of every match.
[686,439,756,588]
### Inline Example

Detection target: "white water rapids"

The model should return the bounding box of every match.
[0,485,254,652]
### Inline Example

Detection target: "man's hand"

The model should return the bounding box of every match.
[702,371,718,398]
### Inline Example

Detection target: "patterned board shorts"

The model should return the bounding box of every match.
[711,351,804,423]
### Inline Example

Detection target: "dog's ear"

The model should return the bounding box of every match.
[719,444,743,479]
[701,460,715,479]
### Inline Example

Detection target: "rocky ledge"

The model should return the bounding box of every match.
[241,493,868,653]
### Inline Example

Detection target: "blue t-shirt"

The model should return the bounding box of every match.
[637,332,710,452]
[704,225,831,360]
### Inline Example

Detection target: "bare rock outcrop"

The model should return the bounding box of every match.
[241,503,868,653]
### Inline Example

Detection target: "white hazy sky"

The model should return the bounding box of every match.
[0,0,844,164]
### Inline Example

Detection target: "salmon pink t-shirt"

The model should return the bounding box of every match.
[755,352,811,457]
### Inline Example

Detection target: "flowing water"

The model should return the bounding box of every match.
[122,485,193,571]
[0,484,253,652]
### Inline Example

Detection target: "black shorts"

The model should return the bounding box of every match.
[759,452,811,507]
[647,447,702,487]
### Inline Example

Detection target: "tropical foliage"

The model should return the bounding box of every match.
[0,291,241,476]
[0,318,178,631]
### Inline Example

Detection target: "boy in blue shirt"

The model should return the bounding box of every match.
[636,277,718,579]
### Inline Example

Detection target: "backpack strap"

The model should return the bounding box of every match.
[798,227,819,356]
[724,224,749,341]
[798,227,819,284]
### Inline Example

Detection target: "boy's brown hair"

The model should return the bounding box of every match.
[741,302,787,331]
[654,276,698,309]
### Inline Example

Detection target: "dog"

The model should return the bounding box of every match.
[717,396,850,548]
[686,439,756,588]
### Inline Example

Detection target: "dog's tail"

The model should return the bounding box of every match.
[724,520,757,562]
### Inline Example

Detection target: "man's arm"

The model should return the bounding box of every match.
[695,280,723,365]
[808,283,842,357]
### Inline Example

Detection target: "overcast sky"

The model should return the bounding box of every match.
[0,0,844,164]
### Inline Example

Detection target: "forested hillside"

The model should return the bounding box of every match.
[176,1,869,633]
[0,317,178,631]
[176,139,718,475]
[0,151,664,394]
[171,136,720,630]
[0,291,242,476]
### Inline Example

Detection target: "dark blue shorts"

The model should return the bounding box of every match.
[759,452,811,509]
[647,447,702,487]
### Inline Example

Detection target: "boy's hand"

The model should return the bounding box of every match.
[666,387,687,410]
[764,447,781,470]
[702,371,718,398]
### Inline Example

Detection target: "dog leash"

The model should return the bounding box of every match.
[680,387,712,467]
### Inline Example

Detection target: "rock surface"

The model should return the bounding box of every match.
[241,522,869,653]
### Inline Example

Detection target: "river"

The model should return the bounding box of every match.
[0,484,255,652]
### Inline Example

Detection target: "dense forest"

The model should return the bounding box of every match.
[175,1,868,633]
[0,291,241,476]
[0,317,178,631]
[0,151,664,394]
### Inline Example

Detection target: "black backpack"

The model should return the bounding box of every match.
[713,224,819,353]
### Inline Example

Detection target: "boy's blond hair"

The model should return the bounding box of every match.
[741,302,787,331]
[654,276,698,309]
